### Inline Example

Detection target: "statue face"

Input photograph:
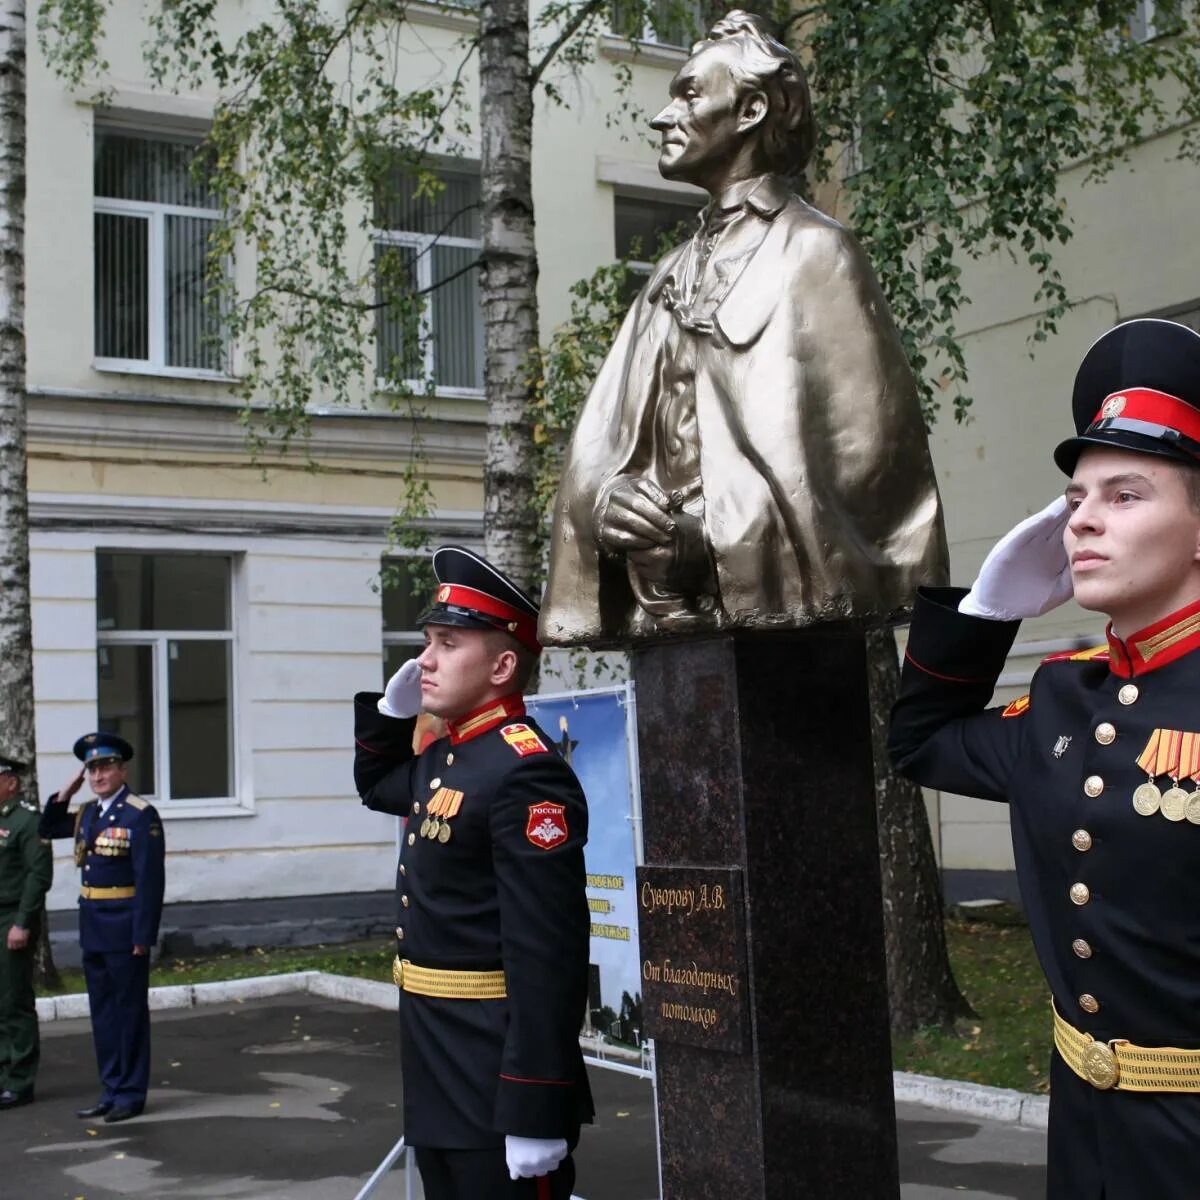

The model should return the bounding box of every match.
[651,43,750,189]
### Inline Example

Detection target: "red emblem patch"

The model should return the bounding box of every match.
[526,802,568,849]
[501,722,548,757]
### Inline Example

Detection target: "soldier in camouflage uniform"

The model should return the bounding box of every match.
[0,755,52,1110]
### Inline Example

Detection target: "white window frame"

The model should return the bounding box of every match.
[93,132,231,381]
[614,0,702,49]
[96,553,241,811]
[381,554,430,671]
[372,225,484,401]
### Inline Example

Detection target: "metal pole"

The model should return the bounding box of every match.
[353,1135,407,1200]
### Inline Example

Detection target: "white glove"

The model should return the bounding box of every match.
[505,1135,568,1180]
[377,658,423,719]
[959,496,1072,621]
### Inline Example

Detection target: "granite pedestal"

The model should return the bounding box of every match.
[633,632,899,1199]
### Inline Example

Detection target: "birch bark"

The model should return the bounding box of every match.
[478,0,539,591]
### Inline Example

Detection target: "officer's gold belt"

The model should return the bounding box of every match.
[392,956,506,1000]
[1053,1002,1200,1092]
[80,885,136,901]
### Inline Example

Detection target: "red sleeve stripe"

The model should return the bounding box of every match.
[498,1073,574,1086]
[903,649,991,685]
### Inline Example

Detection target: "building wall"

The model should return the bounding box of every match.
[23,0,704,915]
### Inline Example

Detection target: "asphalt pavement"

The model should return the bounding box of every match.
[5,995,1046,1199]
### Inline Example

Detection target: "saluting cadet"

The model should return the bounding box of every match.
[354,546,593,1200]
[0,755,52,1110]
[890,318,1200,1199]
[40,734,165,1123]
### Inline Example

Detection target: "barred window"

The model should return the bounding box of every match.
[374,168,483,395]
[93,126,227,375]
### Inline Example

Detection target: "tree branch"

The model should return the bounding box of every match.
[531,0,607,87]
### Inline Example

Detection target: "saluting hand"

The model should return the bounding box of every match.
[960,496,1073,621]
[378,658,423,719]
[55,768,86,804]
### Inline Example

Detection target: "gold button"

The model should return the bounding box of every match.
[1118,684,1139,705]
[1072,938,1093,959]
[399,864,407,876]
[1078,993,1100,1014]
[1070,882,1091,905]
[446,752,455,765]
[412,802,421,815]
[407,832,415,846]
[401,895,409,908]
[1083,776,1104,797]
[397,927,405,941]
[1094,723,1116,745]
[430,777,441,790]
[1072,829,1093,852]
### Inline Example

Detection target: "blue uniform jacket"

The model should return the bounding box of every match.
[40,787,166,953]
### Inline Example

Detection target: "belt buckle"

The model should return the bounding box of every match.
[392,956,405,990]
[1082,1038,1119,1090]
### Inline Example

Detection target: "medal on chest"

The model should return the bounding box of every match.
[1133,729,1200,823]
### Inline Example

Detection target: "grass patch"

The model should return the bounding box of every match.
[891,904,1051,1094]
[36,938,396,998]
[38,907,1050,1094]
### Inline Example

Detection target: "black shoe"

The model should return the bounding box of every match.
[103,1104,144,1124]
[0,1089,33,1110]
[76,1100,113,1118]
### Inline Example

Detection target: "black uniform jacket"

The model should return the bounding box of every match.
[890,587,1200,1200]
[354,691,594,1150]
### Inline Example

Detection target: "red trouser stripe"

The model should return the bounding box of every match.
[536,1175,551,1200]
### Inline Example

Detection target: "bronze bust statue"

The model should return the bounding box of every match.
[539,10,948,647]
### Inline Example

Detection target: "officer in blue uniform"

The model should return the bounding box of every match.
[354,546,593,1200]
[40,734,165,1123]
[890,319,1200,1199]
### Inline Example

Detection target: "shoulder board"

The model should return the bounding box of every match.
[1002,694,1030,719]
[125,794,149,811]
[499,722,549,758]
[20,799,37,812]
[1041,644,1109,665]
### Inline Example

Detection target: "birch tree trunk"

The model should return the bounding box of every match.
[478,0,539,591]
[0,1,54,988]
[867,627,973,1033]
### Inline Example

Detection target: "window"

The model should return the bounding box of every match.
[613,193,703,302]
[610,0,704,47]
[1128,1,1186,41]
[94,127,227,375]
[96,553,236,803]
[382,558,431,683]
[374,168,483,395]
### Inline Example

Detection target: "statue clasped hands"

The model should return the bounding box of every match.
[595,477,712,596]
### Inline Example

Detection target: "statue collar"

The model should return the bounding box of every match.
[703,174,790,226]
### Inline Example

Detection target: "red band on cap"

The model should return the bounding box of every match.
[434,583,540,652]
[1092,387,1200,444]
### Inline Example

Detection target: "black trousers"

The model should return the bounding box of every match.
[414,1147,575,1200]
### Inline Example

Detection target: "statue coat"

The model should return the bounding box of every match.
[540,176,949,647]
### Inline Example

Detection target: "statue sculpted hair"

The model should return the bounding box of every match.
[695,10,816,174]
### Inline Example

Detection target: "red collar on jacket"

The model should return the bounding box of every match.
[1106,595,1200,678]
[446,693,525,745]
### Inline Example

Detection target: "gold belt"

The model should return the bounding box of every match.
[392,956,506,1000]
[80,885,136,901]
[1053,1002,1200,1092]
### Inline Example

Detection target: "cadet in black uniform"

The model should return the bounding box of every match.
[353,546,593,1200]
[890,319,1200,1200]
[41,734,166,1123]
[0,755,52,1110]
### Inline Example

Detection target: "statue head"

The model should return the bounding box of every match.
[650,10,815,194]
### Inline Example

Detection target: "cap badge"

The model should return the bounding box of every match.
[1101,395,1126,419]
[437,585,451,603]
